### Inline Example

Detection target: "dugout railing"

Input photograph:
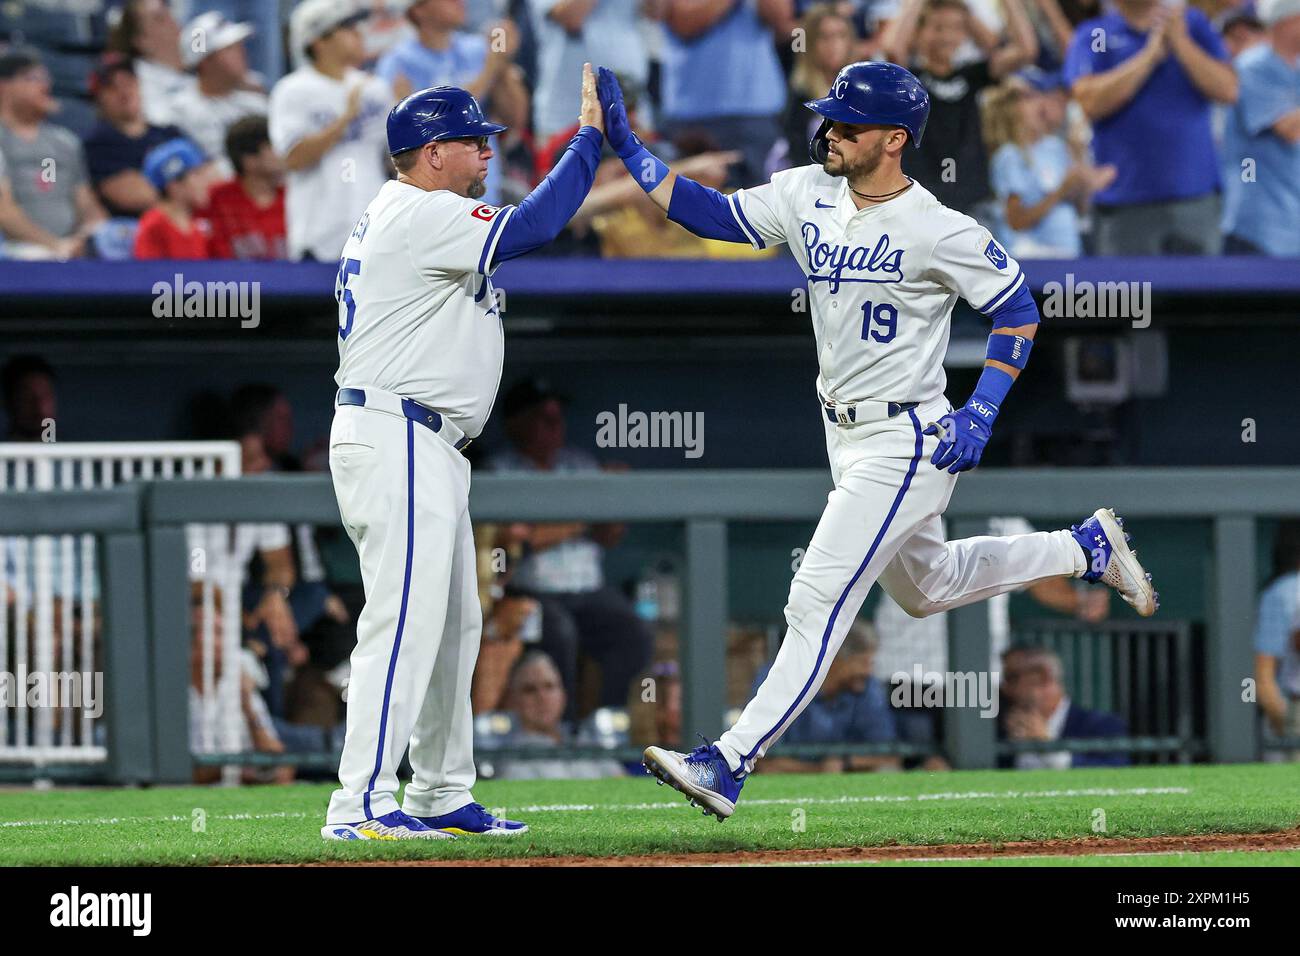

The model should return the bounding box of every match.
[1,467,1296,782]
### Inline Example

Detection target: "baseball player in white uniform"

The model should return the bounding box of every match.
[322,68,605,840]
[595,63,1159,820]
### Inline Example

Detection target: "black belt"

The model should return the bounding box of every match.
[336,387,472,450]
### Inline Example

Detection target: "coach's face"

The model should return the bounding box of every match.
[431,136,492,199]
[822,122,904,180]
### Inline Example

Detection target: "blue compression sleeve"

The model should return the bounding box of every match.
[493,126,603,264]
[666,175,752,244]
[984,280,1040,328]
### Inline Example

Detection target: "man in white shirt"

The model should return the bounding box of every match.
[270,0,394,261]
[169,12,268,178]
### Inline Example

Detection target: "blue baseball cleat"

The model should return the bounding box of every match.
[1070,507,1159,617]
[321,809,456,841]
[644,743,744,821]
[412,803,528,836]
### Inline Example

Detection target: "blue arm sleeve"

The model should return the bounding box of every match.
[665,175,752,244]
[985,280,1040,328]
[493,126,603,264]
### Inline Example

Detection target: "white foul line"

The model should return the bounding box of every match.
[0,786,1190,829]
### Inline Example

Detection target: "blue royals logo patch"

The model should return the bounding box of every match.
[984,239,1008,270]
[801,222,904,293]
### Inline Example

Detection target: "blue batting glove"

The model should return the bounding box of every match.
[597,66,639,159]
[923,402,995,474]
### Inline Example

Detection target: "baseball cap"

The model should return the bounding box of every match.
[179,11,255,70]
[500,378,570,420]
[88,52,135,96]
[1015,66,1065,94]
[290,0,370,61]
[143,138,207,191]
[0,47,44,81]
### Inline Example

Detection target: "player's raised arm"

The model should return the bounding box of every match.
[595,67,771,246]
[489,63,605,265]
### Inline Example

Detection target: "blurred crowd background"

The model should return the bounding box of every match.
[1,0,1297,262]
[3,0,1298,782]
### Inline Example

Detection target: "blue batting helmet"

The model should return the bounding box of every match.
[386,86,507,157]
[805,61,930,163]
[143,137,207,190]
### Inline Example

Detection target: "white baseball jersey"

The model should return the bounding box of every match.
[269,65,394,262]
[334,179,515,438]
[726,168,1025,405]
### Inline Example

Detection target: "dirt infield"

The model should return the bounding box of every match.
[296,828,1300,866]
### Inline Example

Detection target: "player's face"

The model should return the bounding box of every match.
[822,122,890,180]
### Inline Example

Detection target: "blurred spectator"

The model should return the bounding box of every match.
[525,0,646,145]
[231,382,299,470]
[659,0,793,186]
[1221,10,1267,58]
[1000,645,1129,768]
[270,0,394,261]
[168,12,269,178]
[984,76,1114,256]
[1064,0,1237,254]
[133,138,215,259]
[757,621,902,773]
[376,0,529,206]
[581,110,752,257]
[1028,0,1091,65]
[882,0,1039,218]
[206,116,288,259]
[487,378,653,718]
[1,354,56,443]
[82,54,186,219]
[0,49,107,259]
[1221,0,1300,257]
[107,0,197,127]
[1253,520,1300,757]
[229,384,350,692]
[378,0,526,107]
[491,650,627,778]
[782,4,857,170]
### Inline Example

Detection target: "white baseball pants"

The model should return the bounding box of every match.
[325,402,480,824]
[716,394,1085,775]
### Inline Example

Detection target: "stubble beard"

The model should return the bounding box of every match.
[467,176,487,200]
[839,138,886,186]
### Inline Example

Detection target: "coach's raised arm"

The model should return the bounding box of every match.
[488,62,605,265]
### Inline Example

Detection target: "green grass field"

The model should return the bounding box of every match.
[1,763,1297,866]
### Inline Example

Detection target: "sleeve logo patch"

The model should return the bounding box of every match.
[984,239,1008,270]
[470,204,501,221]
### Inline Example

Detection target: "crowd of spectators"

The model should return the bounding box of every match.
[0,0,1296,261]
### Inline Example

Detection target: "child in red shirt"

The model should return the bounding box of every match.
[134,137,214,259]
[206,115,287,260]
